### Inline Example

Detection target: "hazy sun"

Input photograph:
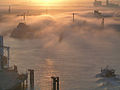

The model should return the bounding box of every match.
[33,0,58,3]
[31,0,64,6]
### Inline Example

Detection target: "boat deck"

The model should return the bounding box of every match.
[0,70,27,90]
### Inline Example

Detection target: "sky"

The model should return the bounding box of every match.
[0,0,120,6]
[0,0,92,6]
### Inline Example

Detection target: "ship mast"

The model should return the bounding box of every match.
[0,36,4,69]
[0,36,10,70]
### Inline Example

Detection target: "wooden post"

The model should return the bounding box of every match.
[8,5,11,14]
[56,77,59,90]
[28,69,34,89]
[23,13,26,21]
[101,18,104,28]
[14,65,18,72]
[23,81,25,90]
[0,36,4,69]
[51,77,56,90]
[26,76,28,87]
[73,13,75,22]
[51,77,60,90]
[7,47,10,67]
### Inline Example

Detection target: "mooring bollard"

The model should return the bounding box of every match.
[56,77,59,90]
[51,76,59,90]
[28,69,34,89]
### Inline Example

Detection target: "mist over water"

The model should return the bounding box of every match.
[0,6,120,90]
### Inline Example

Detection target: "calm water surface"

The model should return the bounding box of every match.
[2,6,120,90]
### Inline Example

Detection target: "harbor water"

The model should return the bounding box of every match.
[1,6,120,90]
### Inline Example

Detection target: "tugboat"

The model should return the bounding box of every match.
[100,66,116,77]
[10,13,34,39]
[96,66,116,78]
[10,22,33,39]
[96,66,120,88]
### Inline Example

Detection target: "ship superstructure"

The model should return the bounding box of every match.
[0,36,28,90]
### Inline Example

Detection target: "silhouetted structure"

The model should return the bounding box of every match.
[8,5,11,14]
[94,10,102,17]
[23,13,26,21]
[101,18,104,28]
[59,32,64,42]
[0,36,28,90]
[28,69,34,88]
[94,0,119,7]
[96,66,116,78]
[73,13,75,22]
[51,77,59,90]
[10,22,32,39]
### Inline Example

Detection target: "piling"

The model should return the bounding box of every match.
[101,17,104,28]
[7,47,10,67]
[51,77,60,90]
[56,77,59,90]
[73,13,75,22]
[8,5,11,14]
[28,69,34,89]
[23,13,26,21]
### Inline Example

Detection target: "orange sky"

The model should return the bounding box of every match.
[0,0,92,5]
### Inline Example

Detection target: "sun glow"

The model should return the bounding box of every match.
[33,0,61,3]
[31,0,62,6]
[31,0,66,6]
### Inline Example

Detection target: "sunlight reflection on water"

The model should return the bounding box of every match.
[1,6,120,90]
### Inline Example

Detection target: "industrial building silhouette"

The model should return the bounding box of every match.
[94,0,119,7]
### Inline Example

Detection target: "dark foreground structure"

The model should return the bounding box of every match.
[0,36,60,90]
[0,36,28,90]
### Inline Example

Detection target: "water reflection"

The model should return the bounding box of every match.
[35,58,58,90]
